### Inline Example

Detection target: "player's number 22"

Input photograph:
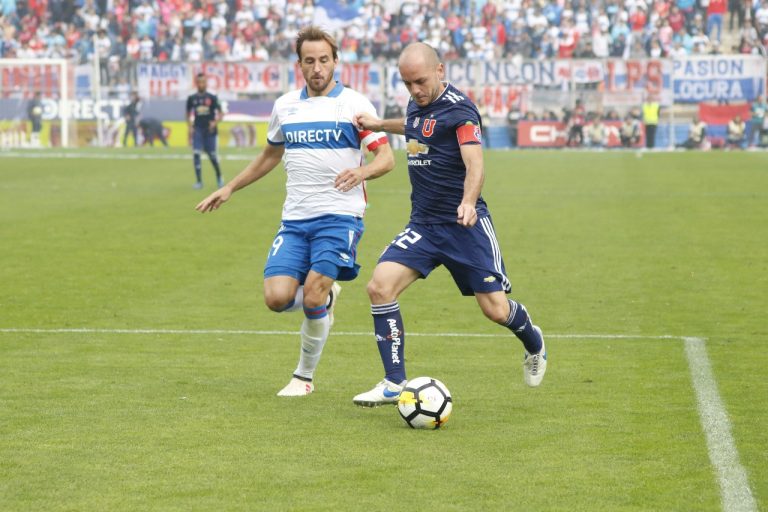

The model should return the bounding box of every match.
[392,228,422,250]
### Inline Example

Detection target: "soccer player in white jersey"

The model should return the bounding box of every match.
[196,26,394,397]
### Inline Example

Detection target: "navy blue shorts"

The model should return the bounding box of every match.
[193,129,217,154]
[264,214,365,283]
[378,216,512,296]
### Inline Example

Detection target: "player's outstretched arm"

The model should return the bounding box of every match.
[195,144,285,213]
[355,112,406,135]
[457,143,485,227]
[335,142,395,192]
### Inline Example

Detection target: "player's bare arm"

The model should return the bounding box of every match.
[195,144,285,213]
[209,106,222,132]
[355,112,406,135]
[457,142,484,227]
[335,143,395,192]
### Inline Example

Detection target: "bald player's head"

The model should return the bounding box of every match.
[398,43,445,107]
[398,42,441,70]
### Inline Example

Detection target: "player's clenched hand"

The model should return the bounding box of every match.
[456,203,477,227]
[195,187,232,213]
[354,112,380,131]
[335,168,363,192]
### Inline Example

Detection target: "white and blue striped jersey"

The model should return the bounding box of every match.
[266,82,388,221]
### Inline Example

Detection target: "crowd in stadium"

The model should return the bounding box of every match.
[1,0,767,75]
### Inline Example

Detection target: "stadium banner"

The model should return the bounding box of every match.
[0,119,53,148]
[137,62,283,99]
[672,55,765,103]
[0,62,68,99]
[698,103,751,124]
[388,59,673,114]
[603,59,673,104]
[388,61,561,112]
[0,97,125,121]
[137,63,191,99]
[517,120,644,148]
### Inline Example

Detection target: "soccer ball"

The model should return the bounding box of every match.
[397,376,452,429]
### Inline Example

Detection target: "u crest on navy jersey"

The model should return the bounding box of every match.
[402,82,490,224]
[421,118,436,138]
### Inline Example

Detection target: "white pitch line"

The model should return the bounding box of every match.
[0,327,685,339]
[684,337,757,512]
[0,151,253,161]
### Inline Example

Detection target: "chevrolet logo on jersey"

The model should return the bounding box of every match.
[406,139,429,156]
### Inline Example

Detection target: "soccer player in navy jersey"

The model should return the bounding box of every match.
[352,43,547,406]
[187,73,224,189]
[195,27,394,397]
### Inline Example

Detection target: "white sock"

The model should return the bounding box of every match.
[294,315,330,380]
[282,286,304,312]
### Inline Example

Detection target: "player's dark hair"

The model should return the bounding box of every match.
[196,72,205,79]
[296,26,338,62]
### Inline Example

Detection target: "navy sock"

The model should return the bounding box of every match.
[504,299,542,354]
[193,154,202,183]
[372,302,405,383]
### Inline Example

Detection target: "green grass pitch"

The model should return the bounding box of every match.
[1,148,766,511]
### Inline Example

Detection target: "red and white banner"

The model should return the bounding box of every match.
[0,62,66,99]
[137,62,283,99]
[517,120,644,148]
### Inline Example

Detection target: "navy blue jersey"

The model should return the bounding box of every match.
[186,92,221,133]
[404,83,488,224]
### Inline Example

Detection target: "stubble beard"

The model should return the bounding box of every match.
[307,74,333,95]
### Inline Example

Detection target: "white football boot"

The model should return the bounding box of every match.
[327,282,341,328]
[523,326,547,387]
[277,377,314,397]
[352,379,405,407]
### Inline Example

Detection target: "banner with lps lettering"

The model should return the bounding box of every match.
[603,59,673,105]
[672,56,765,103]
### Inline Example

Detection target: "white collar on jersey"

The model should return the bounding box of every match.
[300,81,344,100]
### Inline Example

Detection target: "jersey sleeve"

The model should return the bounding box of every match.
[266,101,284,146]
[452,103,483,146]
[355,97,389,151]
[186,96,193,117]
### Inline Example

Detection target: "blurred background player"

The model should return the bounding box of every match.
[620,114,641,147]
[565,99,586,147]
[749,95,766,147]
[352,43,547,407]
[726,115,746,149]
[587,116,606,148]
[195,26,394,397]
[187,73,224,189]
[678,116,708,149]
[139,117,169,147]
[122,92,141,147]
[27,92,43,147]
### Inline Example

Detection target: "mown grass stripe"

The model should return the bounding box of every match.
[0,327,685,340]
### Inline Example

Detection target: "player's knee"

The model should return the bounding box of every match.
[367,278,396,303]
[264,290,293,312]
[481,302,509,325]
[301,288,326,309]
